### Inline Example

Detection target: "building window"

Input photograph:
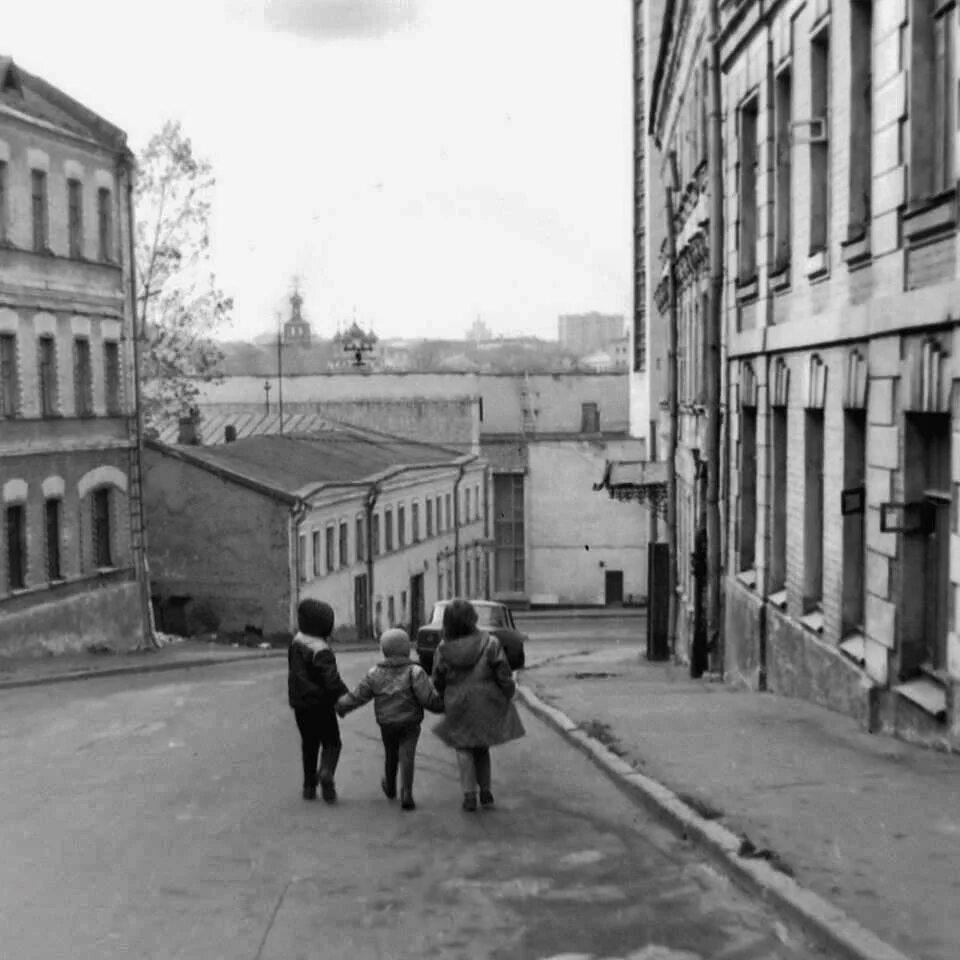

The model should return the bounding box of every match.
[809,28,830,255]
[387,595,396,628]
[68,178,83,258]
[385,508,394,552]
[0,159,7,243]
[397,505,406,548]
[444,494,452,531]
[437,568,444,602]
[803,410,825,611]
[372,513,381,556]
[412,501,420,542]
[842,410,866,635]
[494,474,525,593]
[97,187,113,262]
[73,337,92,416]
[45,498,62,581]
[312,530,321,577]
[847,2,872,240]
[31,169,48,252]
[426,498,434,537]
[739,406,758,571]
[581,402,600,433]
[92,488,112,568]
[0,333,17,418]
[325,524,335,572]
[339,522,348,568]
[465,557,472,598]
[774,64,793,270]
[6,503,27,590]
[475,483,482,521]
[299,534,308,582]
[738,95,760,279]
[103,341,120,414]
[770,407,788,594]
[38,336,57,417]
[356,516,365,562]
[464,488,471,524]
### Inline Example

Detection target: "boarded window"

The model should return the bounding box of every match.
[68,178,83,258]
[31,169,48,252]
[92,488,112,568]
[6,503,27,590]
[0,333,17,417]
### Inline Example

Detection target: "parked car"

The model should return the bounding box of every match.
[415,600,527,674]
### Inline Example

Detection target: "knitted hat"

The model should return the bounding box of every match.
[297,599,335,638]
[380,628,411,659]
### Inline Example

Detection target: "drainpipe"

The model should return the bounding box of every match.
[365,483,379,640]
[483,463,491,598]
[288,499,309,632]
[663,151,680,664]
[121,149,156,649]
[705,0,725,674]
[452,455,479,595]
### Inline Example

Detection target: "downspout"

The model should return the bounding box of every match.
[705,0,725,675]
[452,455,478,596]
[288,499,309,632]
[483,462,491,598]
[121,149,156,649]
[365,483,379,640]
[664,151,680,664]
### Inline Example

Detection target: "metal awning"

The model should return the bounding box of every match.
[593,459,668,515]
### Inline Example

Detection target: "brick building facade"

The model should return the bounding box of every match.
[0,58,149,656]
[718,0,960,748]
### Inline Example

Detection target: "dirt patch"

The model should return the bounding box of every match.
[580,719,629,758]
[737,833,796,878]
[676,792,724,821]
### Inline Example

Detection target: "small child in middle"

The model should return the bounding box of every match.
[336,628,443,811]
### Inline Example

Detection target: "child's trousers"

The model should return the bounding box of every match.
[456,746,491,794]
[294,707,342,787]
[380,722,421,796]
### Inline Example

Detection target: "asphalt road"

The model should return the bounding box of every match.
[0,651,825,960]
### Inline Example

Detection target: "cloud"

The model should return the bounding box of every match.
[264,0,418,40]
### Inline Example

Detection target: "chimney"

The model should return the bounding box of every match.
[178,408,201,445]
[224,425,237,443]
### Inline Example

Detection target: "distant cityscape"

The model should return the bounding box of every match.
[220,291,629,376]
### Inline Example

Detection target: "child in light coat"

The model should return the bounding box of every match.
[336,628,443,810]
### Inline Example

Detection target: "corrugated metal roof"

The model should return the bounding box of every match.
[156,430,463,497]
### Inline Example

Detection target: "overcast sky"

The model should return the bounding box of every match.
[7,0,631,343]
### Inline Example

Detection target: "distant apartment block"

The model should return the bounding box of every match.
[557,312,625,356]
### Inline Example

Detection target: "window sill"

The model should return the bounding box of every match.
[893,677,947,723]
[806,249,829,280]
[799,608,824,635]
[767,588,787,611]
[840,232,871,268]
[903,190,956,244]
[768,267,791,293]
[736,568,757,590]
[735,275,759,303]
[838,631,866,668]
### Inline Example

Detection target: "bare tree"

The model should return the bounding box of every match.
[135,121,232,433]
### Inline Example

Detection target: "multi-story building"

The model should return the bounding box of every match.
[649,1,712,666]
[557,312,625,356]
[0,57,150,656]
[718,0,960,749]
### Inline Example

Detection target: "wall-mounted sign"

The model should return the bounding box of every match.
[841,485,865,515]
[879,501,935,535]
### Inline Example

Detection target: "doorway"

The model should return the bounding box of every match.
[604,570,624,606]
[354,574,369,639]
[409,573,425,637]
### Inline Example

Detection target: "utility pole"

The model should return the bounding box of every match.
[664,150,680,663]
[276,311,285,434]
[705,0,725,675]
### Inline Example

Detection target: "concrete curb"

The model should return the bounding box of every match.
[516,683,915,960]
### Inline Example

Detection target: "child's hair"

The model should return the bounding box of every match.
[298,599,335,637]
[380,627,411,658]
[442,599,477,639]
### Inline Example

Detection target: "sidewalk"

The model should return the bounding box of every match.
[520,646,960,960]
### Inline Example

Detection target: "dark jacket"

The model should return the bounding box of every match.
[338,658,444,727]
[288,632,348,711]
[432,631,525,749]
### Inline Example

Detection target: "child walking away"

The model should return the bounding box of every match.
[288,599,349,803]
[336,628,443,811]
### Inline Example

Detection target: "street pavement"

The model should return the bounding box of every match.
[521,633,960,960]
[0,651,825,960]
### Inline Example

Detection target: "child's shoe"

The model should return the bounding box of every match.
[401,791,416,811]
[462,792,478,812]
[319,777,337,803]
[302,785,317,801]
[381,777,397,800]
[479,789,494,808]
